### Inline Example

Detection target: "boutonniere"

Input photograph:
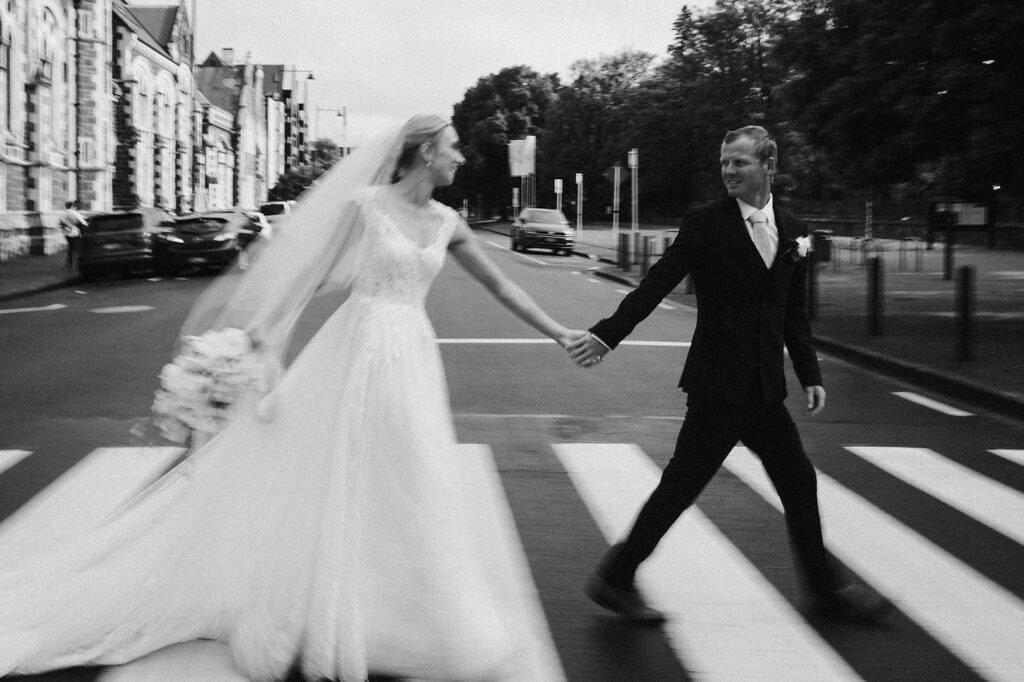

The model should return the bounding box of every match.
[788,236,812,261]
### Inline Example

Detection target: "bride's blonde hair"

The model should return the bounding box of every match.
[392,114,450,182]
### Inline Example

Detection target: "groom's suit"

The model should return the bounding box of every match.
[591,196,842,598]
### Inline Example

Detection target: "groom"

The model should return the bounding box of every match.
[568,125,892,624]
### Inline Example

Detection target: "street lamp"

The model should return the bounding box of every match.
[315,106,347,164]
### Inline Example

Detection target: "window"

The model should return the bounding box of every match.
[0,39,9,130]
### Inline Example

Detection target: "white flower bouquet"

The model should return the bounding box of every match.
[151,327,271,443]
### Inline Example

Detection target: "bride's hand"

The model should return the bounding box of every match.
[558,329,589,351]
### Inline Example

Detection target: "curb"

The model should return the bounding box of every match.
[0,277,80,304]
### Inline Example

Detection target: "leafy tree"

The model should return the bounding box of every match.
[268,165,320,201]
[449,66,560,217]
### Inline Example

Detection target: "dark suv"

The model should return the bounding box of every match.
[153,210,266,275]
[77,207,177,280]
[510,208,574,255]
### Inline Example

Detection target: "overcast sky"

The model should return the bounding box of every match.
[132,1,715,145]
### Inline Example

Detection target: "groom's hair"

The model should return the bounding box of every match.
[723,126,777,164]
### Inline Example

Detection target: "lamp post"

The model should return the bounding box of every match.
[315,106,347,166]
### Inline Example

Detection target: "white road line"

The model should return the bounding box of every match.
[0,446,183,545]
[724,446,1024,682]
[436,338,690,347]
[553,443,861,681]
[0,303,66,315]
[657,303,676,310]
[990,449,1024,467]
[586,277,602,284]
[0,450,32,475]
[457,445,566,681]
[89,305,155,314]
[485,239,550,266]
[847,446,1024,545]
[893,391,973,417]
[615,288,632,295]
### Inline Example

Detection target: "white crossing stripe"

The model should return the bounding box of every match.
[893,391,973,416]
[990,449,1024,467]
[553,443,861,681]
[457,444,566,681]
[847,446,1024,545]
[0,447,183,546]
[0,450,32,475]
[724,447,1024,682]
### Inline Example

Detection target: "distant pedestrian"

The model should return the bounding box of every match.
[568,125,894,625]
[60,200,86,268]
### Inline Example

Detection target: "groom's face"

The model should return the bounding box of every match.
[720,136,773,207]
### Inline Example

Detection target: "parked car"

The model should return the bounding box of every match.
[153,210,266,275]
[257,201,293,230]
[510,208,574,255]
[77,207,177,280]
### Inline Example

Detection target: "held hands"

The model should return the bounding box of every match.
[565,332,608,368]
[805,385,827,416]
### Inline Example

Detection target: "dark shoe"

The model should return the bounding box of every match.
[813,583,894,624]
[585,572,665,624]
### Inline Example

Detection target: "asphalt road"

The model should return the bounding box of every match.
[1,226,1022,681]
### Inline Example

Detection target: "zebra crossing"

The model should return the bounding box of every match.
[0,442,1022,681]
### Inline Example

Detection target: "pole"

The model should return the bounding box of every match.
[554,179,562,212]
[612,166,621,245]
[575,172,583,240]
[867,256,883,336]
[628,148,638,234]
[955,265,975,361]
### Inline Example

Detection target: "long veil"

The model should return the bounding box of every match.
[178,123,405,373]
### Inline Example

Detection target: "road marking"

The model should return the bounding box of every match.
[586,277,602,284]
[436,338,689,347]
[615,288,632,295]
[553,443,860,681]
[457,445,566,680]
[89,305,155,314]
[847,446,1024,545]
[990,449,1024,466]
[657,303,676,310]
[0,303,66,315]
[0,449,32,474]
[485,239,550,266]
[724,446,1024,682]
[0,446,183,545]
[893,391,973,416]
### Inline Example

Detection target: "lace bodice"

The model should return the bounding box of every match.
[347,188,457,306]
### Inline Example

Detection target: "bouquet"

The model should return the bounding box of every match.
[150,327,271,443]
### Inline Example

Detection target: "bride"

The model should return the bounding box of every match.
[0,115,581,680]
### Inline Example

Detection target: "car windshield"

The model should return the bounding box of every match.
[259,203,287,216]
[86,214,144,233]
[525,210,566,224]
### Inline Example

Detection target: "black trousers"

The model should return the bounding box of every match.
[605,390,843,599]
[64,235,79,267]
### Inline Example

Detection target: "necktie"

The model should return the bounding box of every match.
[749,210,774,267]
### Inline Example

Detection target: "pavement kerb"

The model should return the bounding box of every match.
[0,276,80,304]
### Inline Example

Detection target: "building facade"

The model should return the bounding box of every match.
[0,1,313,262]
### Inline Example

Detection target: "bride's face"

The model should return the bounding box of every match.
[429,127,465,186]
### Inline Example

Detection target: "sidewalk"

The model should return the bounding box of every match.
[0,251,80,303]
[481,220,1024,421]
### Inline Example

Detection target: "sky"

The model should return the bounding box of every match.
[132,0,715,146]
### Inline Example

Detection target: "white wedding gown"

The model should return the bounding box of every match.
[0,190,552,681]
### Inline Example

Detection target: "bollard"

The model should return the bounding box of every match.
[943,231,955,281]
[618,233,631,273]
[640,236,653,277]
[807,247,819,320]
[867,256,883,336]
[954,265,975,361]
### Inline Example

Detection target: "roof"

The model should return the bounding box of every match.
[195,65,243,113]
[129,5,178,46]
[262,65,285,97]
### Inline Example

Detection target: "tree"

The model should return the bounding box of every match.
[449,66,560,217]
[268,165,320,201]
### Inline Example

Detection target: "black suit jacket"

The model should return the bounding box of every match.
[591,197,822,406]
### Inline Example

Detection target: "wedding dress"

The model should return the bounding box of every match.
[0,186,547,681]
